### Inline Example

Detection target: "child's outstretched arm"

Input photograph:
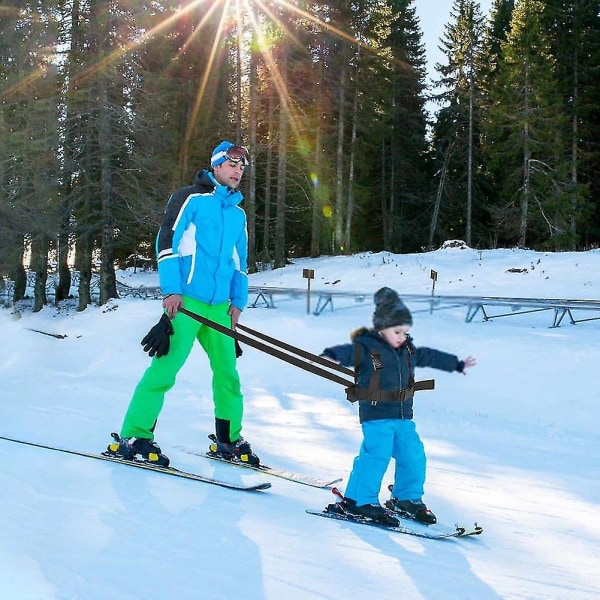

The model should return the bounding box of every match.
[320,343,355,367]
[458,355,477,374]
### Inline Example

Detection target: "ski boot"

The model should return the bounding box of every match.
[208,433,260,466]
[385,497,437,524]
[336,497,399,527]
[105,432,170,467]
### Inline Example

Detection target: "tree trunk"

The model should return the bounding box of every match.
[274,45,288,269]
[262,94,275,265]
[55,226,72,303]
[569,28,579,251]
[310,125,323,258]
[31,233,49,312]
[430,143,453,249]
[98,79,117,305]
[519,66,531,249]
[11,241,27,303]
[466,66,474,246]
[388,158,396,251]
[381,139,391,249]
[77,234,93,310]
[100,218,117,304]
[246,40,258,272]
[344,83,359,253]
[235,32,243,141]
[334,63,346,253]
[55,0,81,304]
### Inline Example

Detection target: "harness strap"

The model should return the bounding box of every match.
[177,307,355,388]
[345,340,435,404]
[345,379,435,403]
[177,306,434,403]
[406,338,416,387]
[236,321,354,377]
[368,351,383,395]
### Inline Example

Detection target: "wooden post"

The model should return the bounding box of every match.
[430,269,437,314]
[303,269,315,314]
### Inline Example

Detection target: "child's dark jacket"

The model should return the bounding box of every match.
[321,328,463,423]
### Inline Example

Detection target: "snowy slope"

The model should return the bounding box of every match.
[1,247,599,600]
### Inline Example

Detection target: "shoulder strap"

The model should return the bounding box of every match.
[345,338,434,403]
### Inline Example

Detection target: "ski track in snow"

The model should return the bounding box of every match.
[1,248,600,600]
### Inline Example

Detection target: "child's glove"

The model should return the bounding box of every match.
[141,313,174,358]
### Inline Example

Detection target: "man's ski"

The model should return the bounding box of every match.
[0,434,271,492]
[177,438,342,489]
[203,452,342,488]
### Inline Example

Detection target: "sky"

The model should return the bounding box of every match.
[418,0,494,74]
[1,244,599,600]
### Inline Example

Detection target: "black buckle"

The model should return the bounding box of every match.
[370,352,383,371]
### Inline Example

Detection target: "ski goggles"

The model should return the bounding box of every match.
[218,145,250,170]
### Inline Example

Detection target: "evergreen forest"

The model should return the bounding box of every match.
[1,0,599,310]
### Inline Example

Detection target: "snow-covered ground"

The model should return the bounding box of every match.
[1,245,599,600]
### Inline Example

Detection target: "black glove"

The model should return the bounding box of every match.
[235,339,243,358]
[141,313,174,358]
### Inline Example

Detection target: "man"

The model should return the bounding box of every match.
[106,141,259,466]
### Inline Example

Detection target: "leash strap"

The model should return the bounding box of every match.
[236,322,354,378]
[177,307,434,402]
[177,307,355,388]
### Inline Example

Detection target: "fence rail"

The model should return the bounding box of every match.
[247,286,600,328]
[0,272,160,303]
[3,277,599,327]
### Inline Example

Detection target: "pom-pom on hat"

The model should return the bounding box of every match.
[372,287,413,331]
[211,140,236,168]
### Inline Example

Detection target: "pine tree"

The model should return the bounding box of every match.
[540,0,600,248]
[431,0,487,247]
[351,0,429,253]
[483,0,567,248]
[0,2,61,310]
[477,0,515,247]
[383,0,429,253]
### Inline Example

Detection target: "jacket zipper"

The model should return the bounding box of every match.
[394,350,404,419]
[209,198,226,305]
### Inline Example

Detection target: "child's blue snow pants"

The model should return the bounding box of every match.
[344,419,426,506]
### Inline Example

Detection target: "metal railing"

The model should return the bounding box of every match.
[247,286,600,328]
[3,277,599,327]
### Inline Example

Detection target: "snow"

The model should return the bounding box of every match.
[1,245,600,600]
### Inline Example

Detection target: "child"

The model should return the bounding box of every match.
[321,287,476,525]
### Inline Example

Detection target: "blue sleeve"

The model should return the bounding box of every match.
[156,190,194,295]
[414,346,460,372]
[321,343,355,367]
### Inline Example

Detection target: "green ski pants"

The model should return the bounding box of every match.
[121,297,243,441]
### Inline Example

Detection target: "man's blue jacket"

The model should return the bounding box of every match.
[156,170,248,310]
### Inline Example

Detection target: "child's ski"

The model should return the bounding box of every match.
[305,506,466,539]
[306,488,483,539]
